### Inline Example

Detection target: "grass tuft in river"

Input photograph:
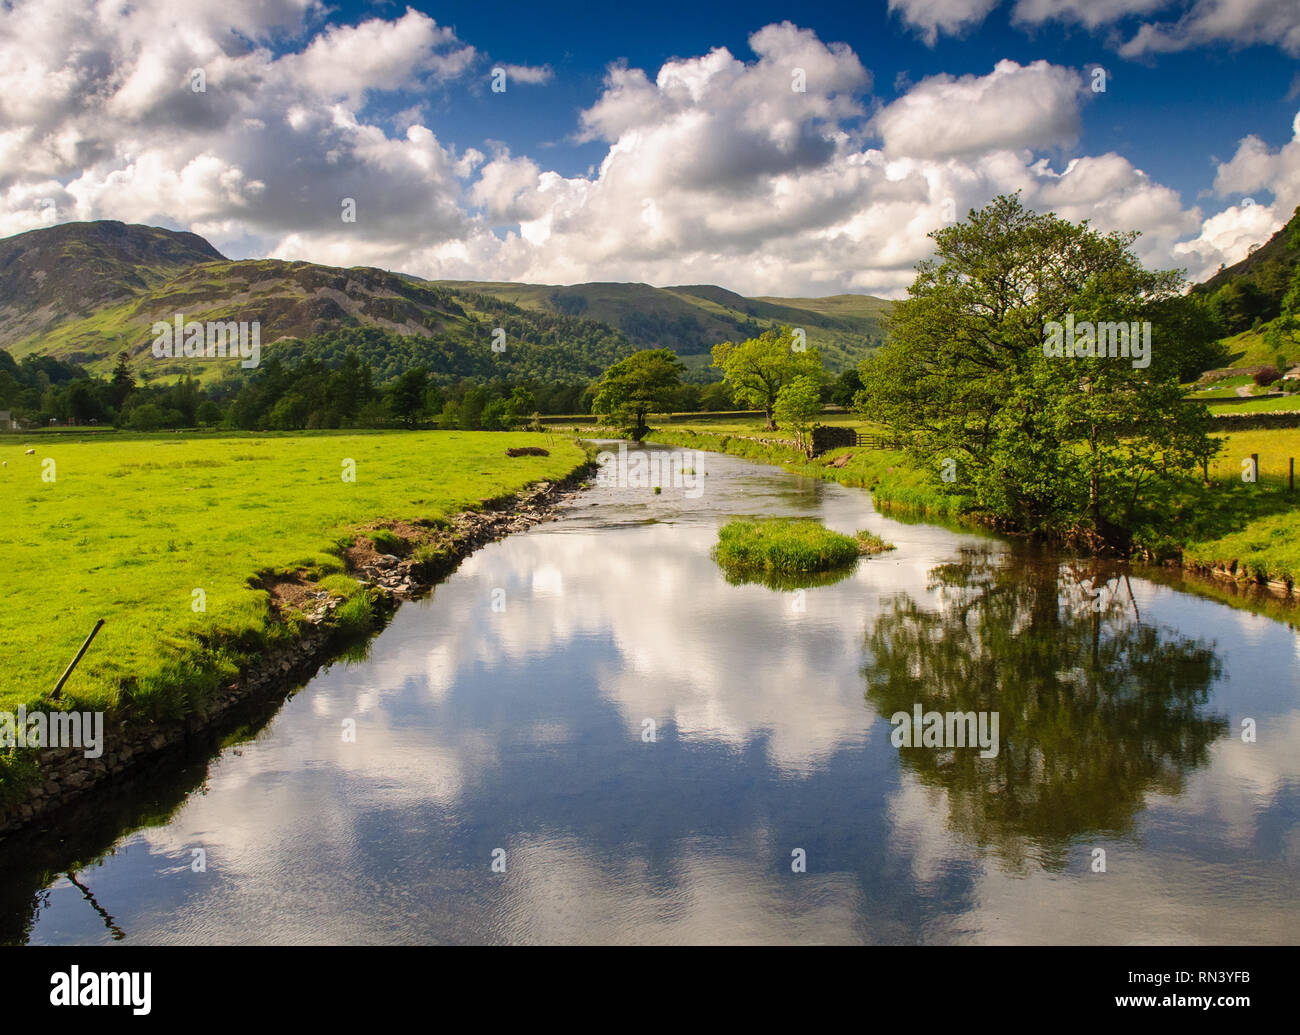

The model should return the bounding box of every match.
[714,517,885,579]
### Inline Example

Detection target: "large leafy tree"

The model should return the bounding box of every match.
[773,374,823,456]
[712,327,823,429]
[856,194,1218,544]
[592,348,685,433]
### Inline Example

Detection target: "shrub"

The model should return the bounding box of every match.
[1253,365,1281,386]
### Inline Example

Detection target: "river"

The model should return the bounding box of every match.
[3,441,1298,944]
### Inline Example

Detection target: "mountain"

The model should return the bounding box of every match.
[2,256,490,365]
[431,279,892,370]
[0,221,892,381]
[0,220,225,347]
[0,225,635,381]
[1192,205,1299,337]
[1198,205,1300,295]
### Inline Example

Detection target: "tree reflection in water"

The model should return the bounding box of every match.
[863,545,1227,873]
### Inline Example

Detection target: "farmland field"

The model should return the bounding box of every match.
[0,431,585,714]
[1207,395,1300,413]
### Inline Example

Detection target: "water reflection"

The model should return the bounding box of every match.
[864,546,1227,872]
[2,444,1297,944]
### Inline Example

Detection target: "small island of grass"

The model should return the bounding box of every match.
[714,518,894,578]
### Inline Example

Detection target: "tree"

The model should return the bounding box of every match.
[711,327,822,429]
[773,375,822,456]
[330,349,376,420]
[699,381,734,411]
[504,386,536,424]
[828,368,863,407]
[388,367,429,426]
[110,350,135,410]
[480,397,511,430]
[864,546,1224,869]
[1208,279,1271,334]
[438,398,461,429]
[592,348,685,434]
[1143,292,1227,383]
[166,373,201,426]
[856,193,1218,544]
[1265,259,1300,357]
[459,383,489,429]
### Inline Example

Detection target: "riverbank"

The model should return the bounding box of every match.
[646,424,1300,598]
[1,431,593,835]
[645,426,968,517]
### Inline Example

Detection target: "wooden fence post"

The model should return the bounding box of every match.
[52,618,105,700]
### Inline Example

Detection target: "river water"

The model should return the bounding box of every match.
[3,442,1299,944]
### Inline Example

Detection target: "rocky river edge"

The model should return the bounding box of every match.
[0,463,595,840]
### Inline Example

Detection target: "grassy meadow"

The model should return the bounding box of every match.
[1207,395,1300,413]
[1,430,585,716]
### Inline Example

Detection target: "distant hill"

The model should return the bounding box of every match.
[0,224,635,382]
[0,220,225,347]
[3,256,485,366]
[1193,205,1300,337]
[0,221,892,382]
[1199,206,1300,294]
[431,279,891,370]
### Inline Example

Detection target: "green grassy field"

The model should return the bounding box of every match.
[1207,395,1300,413]
[1176,427,1300,583]
[1217,325,1285,369]
[1207,428,1300,482]
[1,430,585,715]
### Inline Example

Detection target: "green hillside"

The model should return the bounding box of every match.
[5,259,485,371]
[1,245,636,384]
[1193,204,1300,337]
[431,278,892,370]
[0,220,225,347]
[1,222,891,383]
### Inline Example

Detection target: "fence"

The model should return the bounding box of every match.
[809,425,905,455]
[1233,453,1297,492]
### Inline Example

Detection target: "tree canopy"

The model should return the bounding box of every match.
[855,193,1219,545]
[591,348,686,434]
[773,374,823,456]
[712,327,823,429]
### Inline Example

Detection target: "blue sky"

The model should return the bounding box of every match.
[354,0,1298,199]
[3,0,1298,296]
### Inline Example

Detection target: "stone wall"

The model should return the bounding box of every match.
[811,425,856,455]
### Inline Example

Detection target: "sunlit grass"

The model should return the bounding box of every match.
[714,518,863,576]
[1207,395,1300,414]
[0,430,585,714]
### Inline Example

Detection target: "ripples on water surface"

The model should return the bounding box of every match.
[4,442,1298,944]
